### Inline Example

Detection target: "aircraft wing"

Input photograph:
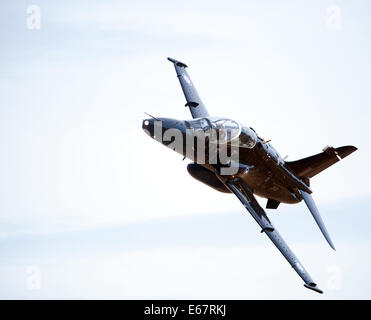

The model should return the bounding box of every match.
[226,179,323,293]
[168,57,209,119]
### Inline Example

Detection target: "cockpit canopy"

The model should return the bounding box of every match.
[185,117,257,148]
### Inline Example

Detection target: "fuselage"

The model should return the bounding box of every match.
[142,116,309,204]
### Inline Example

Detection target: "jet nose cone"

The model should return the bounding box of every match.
[142,118,155,137]
[142,117,187,141]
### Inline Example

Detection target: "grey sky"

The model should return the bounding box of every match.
[0,0,370,298]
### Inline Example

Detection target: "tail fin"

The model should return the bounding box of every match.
[286,145,357,179]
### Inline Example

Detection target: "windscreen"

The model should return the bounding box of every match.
[185,117,241,144]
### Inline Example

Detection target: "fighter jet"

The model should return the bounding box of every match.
[142,57,357,293]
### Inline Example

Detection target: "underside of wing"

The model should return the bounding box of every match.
[168,57,209,119]
[226,179,323,293]
[299,189,336,250]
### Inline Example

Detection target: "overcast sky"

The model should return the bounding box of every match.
[0,0,370,299]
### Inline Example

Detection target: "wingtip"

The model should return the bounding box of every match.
[325,234,336,251]
[326,236,336,251]
[304,283,324,294]
[167,57,188,68]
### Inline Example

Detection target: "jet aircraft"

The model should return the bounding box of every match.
[142,57,357,293]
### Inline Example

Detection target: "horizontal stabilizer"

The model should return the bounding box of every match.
[286,145,357,178]
[299,190,335,250]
